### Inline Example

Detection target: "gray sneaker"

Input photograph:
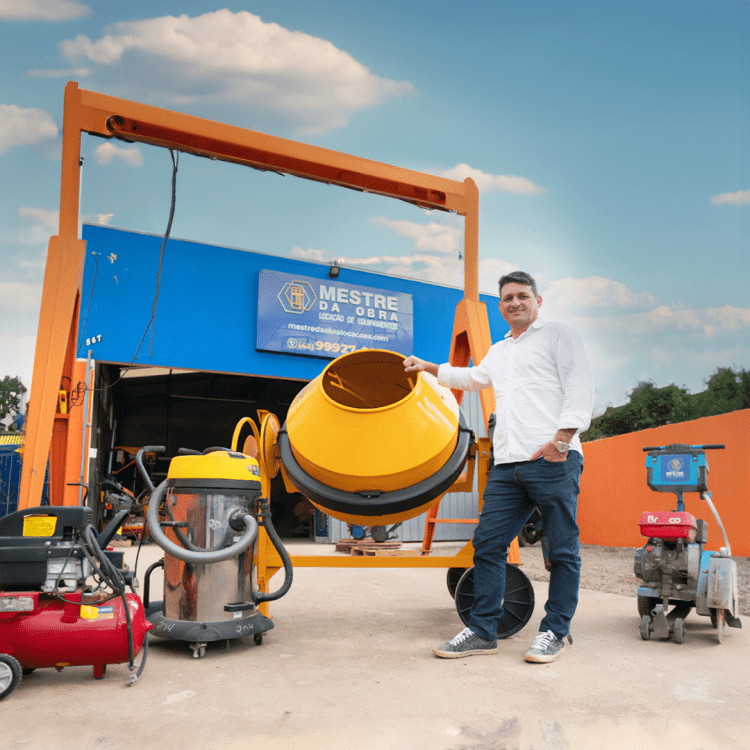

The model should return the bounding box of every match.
[433,627,498,658]
[524,630,567,663]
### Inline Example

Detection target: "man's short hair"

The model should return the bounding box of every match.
[498,271,538,297]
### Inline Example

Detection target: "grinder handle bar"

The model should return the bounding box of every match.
[642,444,725,451]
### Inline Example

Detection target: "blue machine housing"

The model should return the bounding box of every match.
[645,443,709,494]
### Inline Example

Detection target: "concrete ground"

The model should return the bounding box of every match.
[4,540,749,750]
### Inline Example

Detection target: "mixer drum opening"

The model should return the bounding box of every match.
[279,349,472,526]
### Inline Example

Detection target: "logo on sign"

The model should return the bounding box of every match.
[278,281,317,314]
[665,457,686,479]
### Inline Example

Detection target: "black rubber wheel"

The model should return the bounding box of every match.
[446,567,466,598]
[637,595,658,617]
[254,633,264,646]
[640,615,652,641]
[454,564,535,639]
[0,655,22,700]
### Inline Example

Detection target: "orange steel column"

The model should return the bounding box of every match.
[20,82,479,511]
[19,83,87,507]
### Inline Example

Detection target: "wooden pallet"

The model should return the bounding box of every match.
[360,548,420,557]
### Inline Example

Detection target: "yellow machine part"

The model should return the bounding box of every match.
[167,450,262,492]
[282,349,468,525]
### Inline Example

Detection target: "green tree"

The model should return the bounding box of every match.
[0,376,24,427]
[581,369,750,441]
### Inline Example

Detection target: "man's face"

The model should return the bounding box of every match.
[499,282,542,332]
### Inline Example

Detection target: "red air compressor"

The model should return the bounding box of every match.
[0,505,152,699]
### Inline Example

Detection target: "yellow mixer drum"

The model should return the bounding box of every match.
[278,349,472,525]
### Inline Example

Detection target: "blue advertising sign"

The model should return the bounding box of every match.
[257,269,413,359]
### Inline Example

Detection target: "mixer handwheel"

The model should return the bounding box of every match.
[454,564,535,639]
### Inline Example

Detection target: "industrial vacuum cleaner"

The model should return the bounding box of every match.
[635,443,742,643]
[0,503,152,699]
[141,443,292,658]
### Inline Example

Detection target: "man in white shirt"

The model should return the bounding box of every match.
[404,271,595,663]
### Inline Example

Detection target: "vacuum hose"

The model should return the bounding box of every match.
[146,480,259,564]
[255,497,293,603]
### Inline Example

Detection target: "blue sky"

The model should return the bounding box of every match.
[1,0,748,413]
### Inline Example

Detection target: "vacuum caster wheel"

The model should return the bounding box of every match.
[640,615,652,641]
[190,642,207,659]
[672,617,684,644]
[0,655,22,700]
[454,564,535,639]
[254,633,264,646]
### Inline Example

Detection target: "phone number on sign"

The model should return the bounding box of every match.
[286,338,360,354]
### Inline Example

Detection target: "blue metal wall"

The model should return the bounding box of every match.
[79,224,507,377]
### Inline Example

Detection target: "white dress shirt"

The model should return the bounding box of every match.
[437,318,595,465]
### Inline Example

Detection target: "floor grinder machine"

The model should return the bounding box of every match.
[634,443,742,643]
[140,444,292,658]
[0,503,152,699]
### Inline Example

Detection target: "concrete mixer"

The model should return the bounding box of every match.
[277,349,473,527]
[248,349,535,640]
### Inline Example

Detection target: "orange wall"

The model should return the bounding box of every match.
[579,410,750,556]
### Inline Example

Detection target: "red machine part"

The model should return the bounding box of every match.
[639,511,697,541]
[0,591,152,679]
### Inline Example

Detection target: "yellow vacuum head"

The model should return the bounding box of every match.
[167,450,262,495]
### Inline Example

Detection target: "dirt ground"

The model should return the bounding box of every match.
[4,540,749,750]
[519,541,750,617]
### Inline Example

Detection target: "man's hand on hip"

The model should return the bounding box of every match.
[530,441,568,463]
[529,429,577,463]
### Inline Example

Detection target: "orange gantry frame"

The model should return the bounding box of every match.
[20,81,496,520]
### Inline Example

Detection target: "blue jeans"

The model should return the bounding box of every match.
[468,451,583,642]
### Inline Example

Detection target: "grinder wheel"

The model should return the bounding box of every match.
[454,563,535,639]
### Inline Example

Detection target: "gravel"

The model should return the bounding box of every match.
[518,542,750,617]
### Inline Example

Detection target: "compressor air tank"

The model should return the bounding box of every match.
[278,349,472,526]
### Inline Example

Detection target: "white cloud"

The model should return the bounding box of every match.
[0,0,90,21]
[477,259,521,295]
[26,66,91,78]
[290,247,326,262]
[543,276,656,312]
[82,213,114,225]
[710,189,750,206]
[441,163,545,196]
[18,206,58,230]
[0,104,58,154]
[369,217,461,255]
[59,10,415,134]
[0,281,43,311]
[94,141,143,167]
